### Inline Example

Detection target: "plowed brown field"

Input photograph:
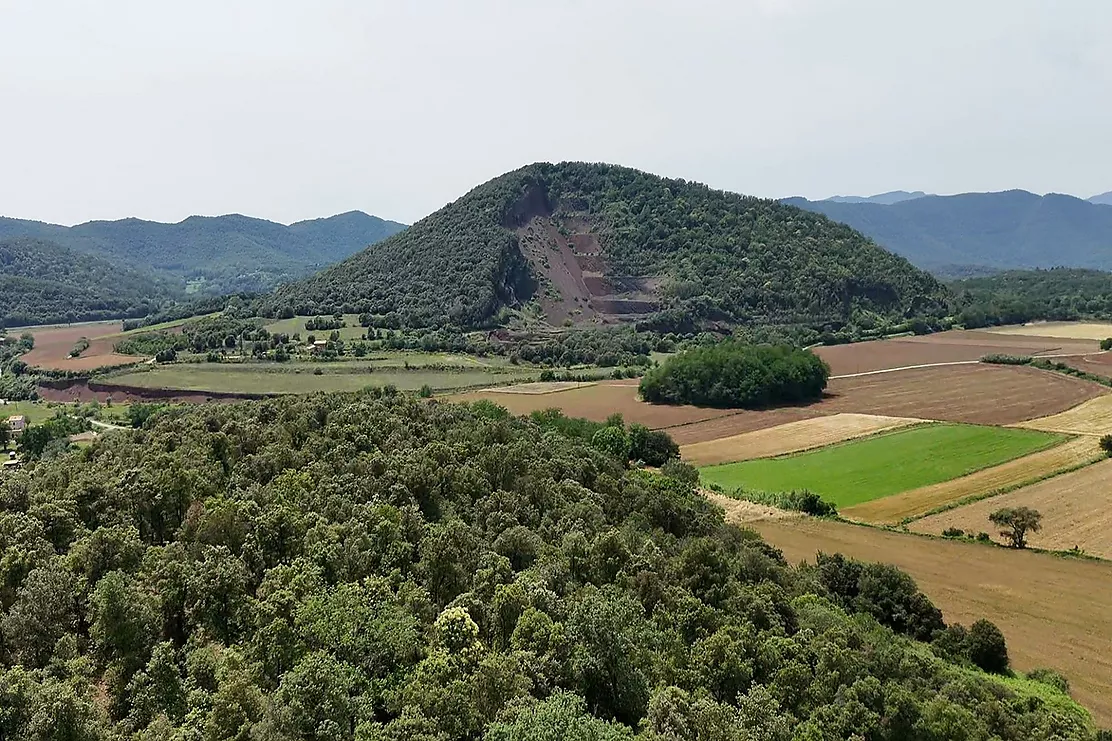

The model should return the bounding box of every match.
[747,517,1112,724]
[816,330,1097,376]
[15,321,144,371]
[822,364,1104,424]
[911,459,1112,559]
[1015,394,1112,436]
[681,413,920,466]
[842,436,1104,524]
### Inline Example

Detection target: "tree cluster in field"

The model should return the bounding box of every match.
[0,238,172,327]
[304,315,346,331]
[725,487,839,517]
[639,343,831,409]
[0,391,1093,740]
[951,268,1112,328]
[258,162,950,333]
[115,316,274,358]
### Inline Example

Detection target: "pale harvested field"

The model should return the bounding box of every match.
[983,322,1112,341]
[750,517,1112,724]
[911,459,1112,559]
[842,436,1104,525]
[704,490,798,524]
[16,321,145,371]
[1015,394,1112,436]
[681,413,921,466]
[485,381,598,395]
[816,330,1096,376]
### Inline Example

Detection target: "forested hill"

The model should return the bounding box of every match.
[260,162,948,331]
[0,211,406,294]
[0,237,172,326]
[0,391,1096,738]
[783,191,1112,275]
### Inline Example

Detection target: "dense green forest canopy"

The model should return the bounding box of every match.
[950,268,1112,328]
[0,237,173,327]
[783,191,1112,276]
[260,162,949,331]
[639,343,831,408]
[0,211,406,294]
[0,391,1095,739]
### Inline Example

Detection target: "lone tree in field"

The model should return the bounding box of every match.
[989,507,1042,549]
[1100,433,1112,457]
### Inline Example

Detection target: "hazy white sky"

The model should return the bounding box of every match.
[1,0,1110,225]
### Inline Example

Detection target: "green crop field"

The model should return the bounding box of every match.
[101,363,540,395]
[699,423,1065,508]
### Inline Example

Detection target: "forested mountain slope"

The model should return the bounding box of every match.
[0,391,1096,739]
[0,211,406,293]
[0,237,172,326]
[783,191,1112,275]
[261,162,948,331]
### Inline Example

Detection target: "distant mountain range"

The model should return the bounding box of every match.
[0,211,407,294]
[1090,191,1112,206]
[782,190,1112,276]
[825,191,929,205]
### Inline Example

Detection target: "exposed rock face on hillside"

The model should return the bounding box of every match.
[261,162,949,331]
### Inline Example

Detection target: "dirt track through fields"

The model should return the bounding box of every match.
[910,459,1112,559]
[681,413,921,466]
[1014,395,1112,436]
[747,517,1112,725]
[842,436,1105,524]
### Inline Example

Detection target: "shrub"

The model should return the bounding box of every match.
[628,424,679,466]
[966,619,1009,673]
[975,532,992,542]
[1101,434,1112,456]
[1026,668,1069,693]
[980,354,1032,365]
[639,342,830,409]
[733,489,837,517]
[418,384,434,398]
[1101,338,1112,351]
[591,426,631,460]
[942,527,965,538]
[661,460,699,486]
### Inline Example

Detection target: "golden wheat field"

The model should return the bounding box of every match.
[1014,394,1112,436]
[983,321,1112,341]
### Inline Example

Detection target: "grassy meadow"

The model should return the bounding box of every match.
[699,423,1065,508]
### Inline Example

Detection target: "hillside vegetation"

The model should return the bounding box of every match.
[261,162,949,332]
[0,211,406,294]
[951,268,1112,327]
[0,392,1096,739]
[0,237,172,326]
[783,191,1112,275]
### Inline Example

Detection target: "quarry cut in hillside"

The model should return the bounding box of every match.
[511,190,661,325]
